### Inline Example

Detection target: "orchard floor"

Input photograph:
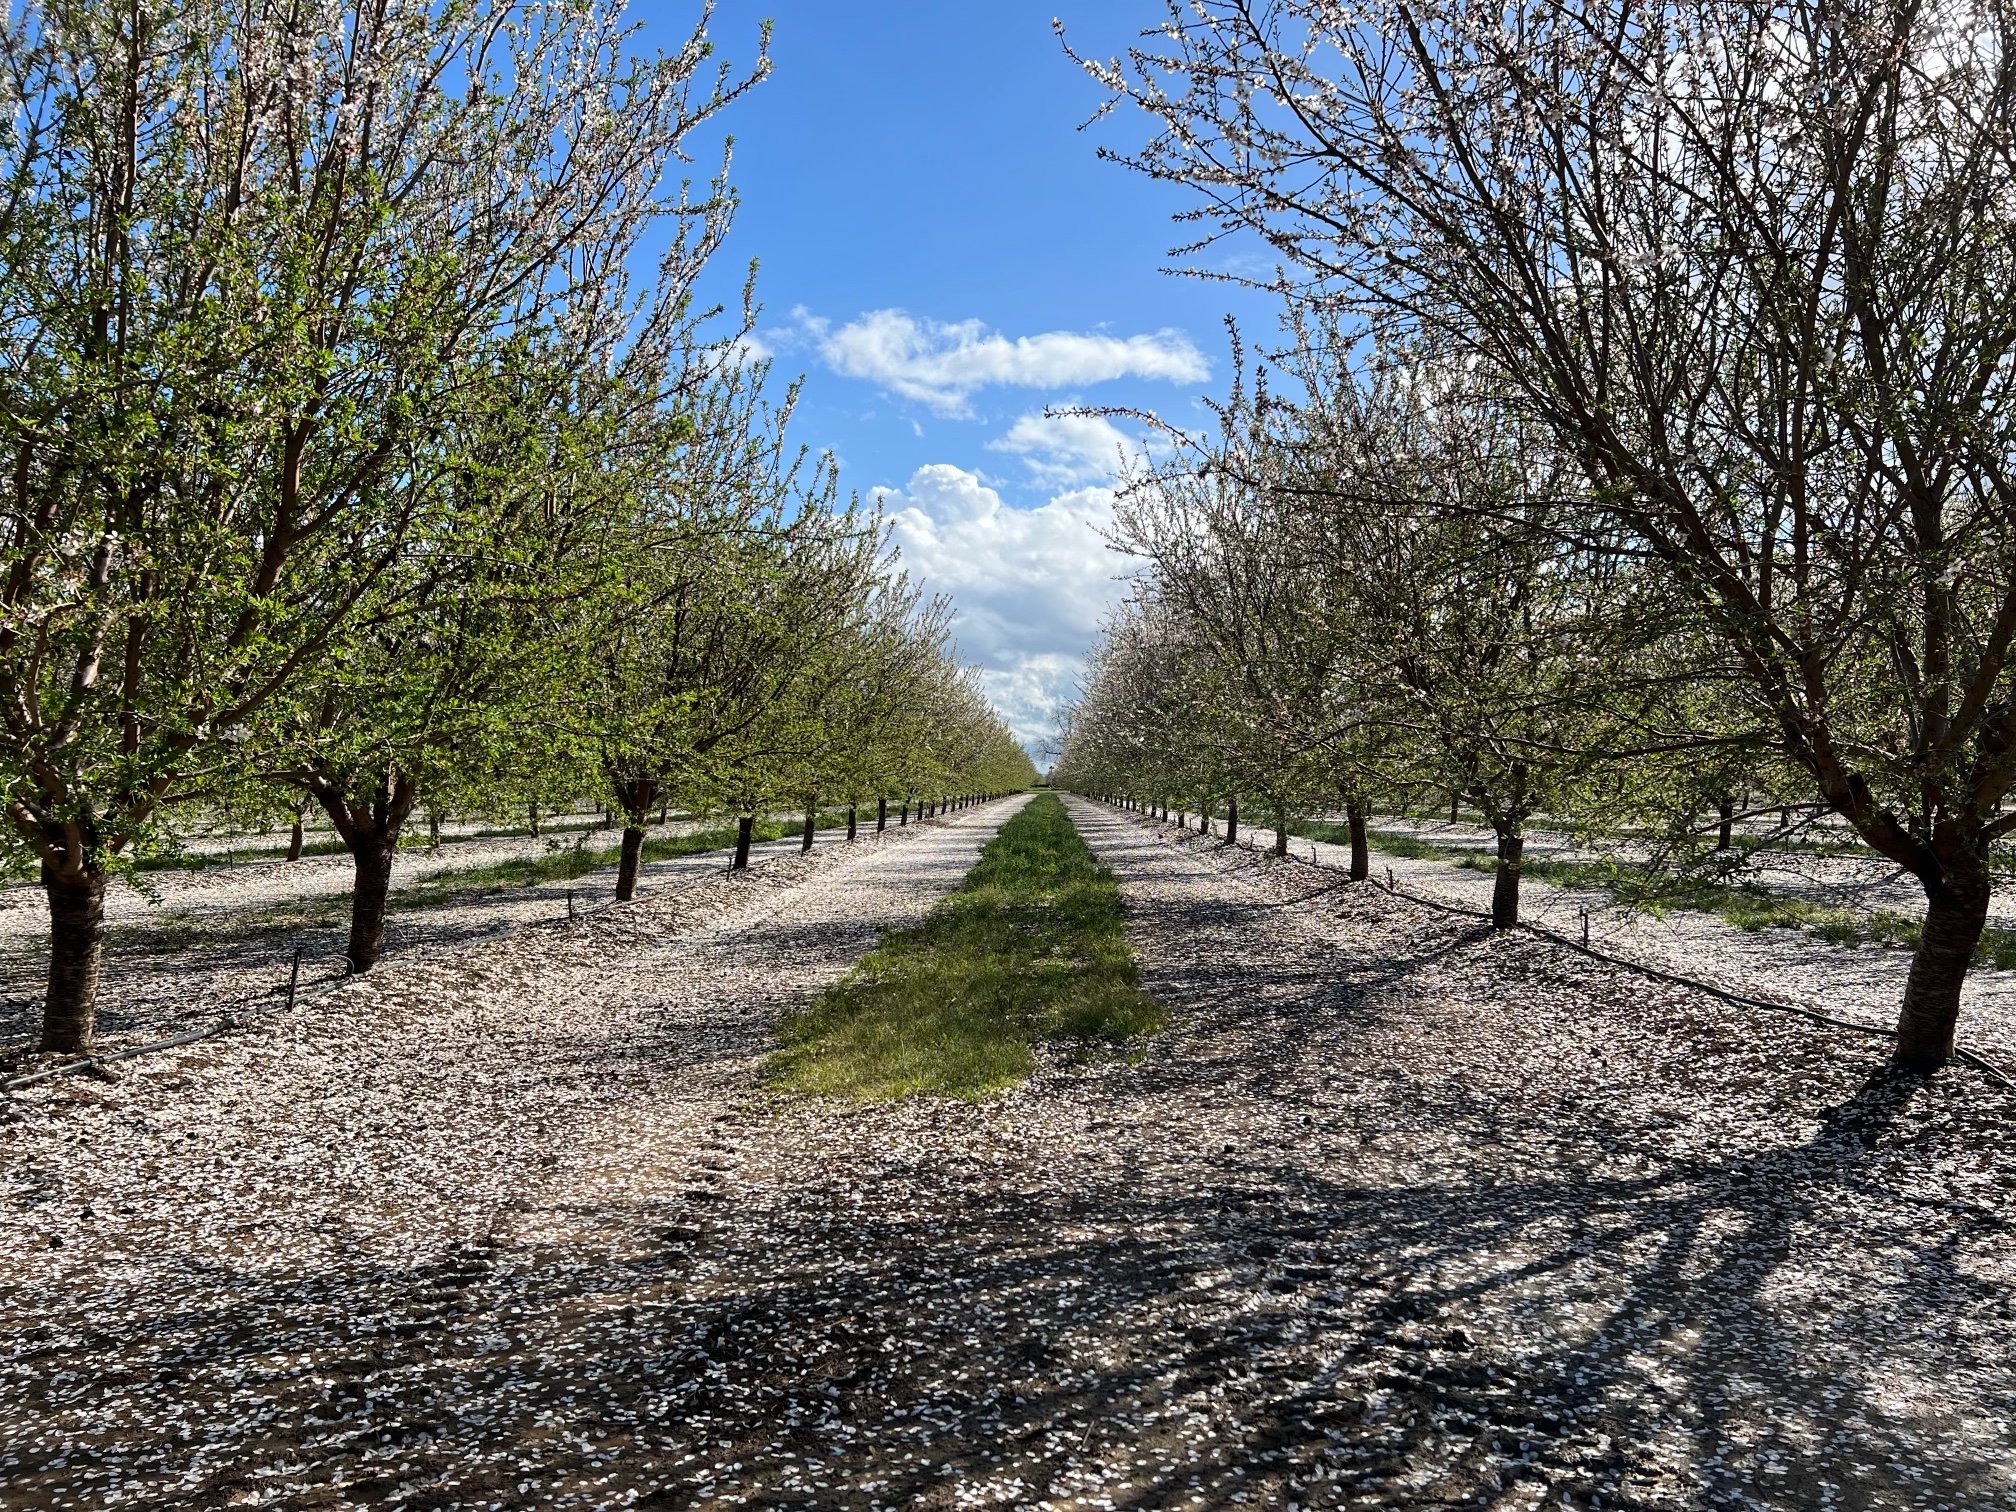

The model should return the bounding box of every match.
[4,796,2014,1511]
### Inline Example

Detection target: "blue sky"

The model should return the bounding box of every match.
[646,1,1274,757]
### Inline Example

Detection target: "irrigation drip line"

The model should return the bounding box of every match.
[0,806,1007,1096]
[1103,801,2016,1092]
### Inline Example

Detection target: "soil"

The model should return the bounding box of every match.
[2,795,2010,1511]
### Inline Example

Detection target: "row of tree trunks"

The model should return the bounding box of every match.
[1107,783,1985,1071]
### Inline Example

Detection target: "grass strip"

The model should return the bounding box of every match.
[1289,819,2016,969]
[769,793,1162,1101]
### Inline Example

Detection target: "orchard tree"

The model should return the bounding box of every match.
[0,0,762,1051]
[1080,0,2016,1068]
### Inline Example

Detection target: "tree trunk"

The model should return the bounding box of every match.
[801,806,816,853]
[427,810,442,849]
[40,867,109,1054]
[616,825,648,901]
[1449,791,1461,823]
[1716,795,1735,851]
[612,776,659,902]
[286,814,306,863]
[847,804,858,842]
[1273,801,1288,856]
[877,797,887,833]
[527,803,541,838]
[1894,880,1992,1070]
[310,774,420,975]
[900,800,910,826]
[346,837,398,973]
[733,814,755,870]
[1347,799,1370,882]
[1491,826,1524,930]
[1225,796,1239,846]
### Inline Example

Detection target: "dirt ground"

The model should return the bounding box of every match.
[3,795,2011,1511]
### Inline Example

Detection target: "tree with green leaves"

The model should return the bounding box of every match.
[0,0,761,1051]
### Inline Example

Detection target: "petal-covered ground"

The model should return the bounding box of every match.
[4,795,2011,1511]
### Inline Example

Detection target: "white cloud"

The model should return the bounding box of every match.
[988,411,1144,486]
[794,309,1207,417]
[876,463,1127,752]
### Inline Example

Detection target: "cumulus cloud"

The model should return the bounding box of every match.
[875,464,1127,753]
[987,411,1145,487]
[792,309,1207,417]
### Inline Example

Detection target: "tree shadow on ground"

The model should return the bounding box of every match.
[7,813,2013,1511]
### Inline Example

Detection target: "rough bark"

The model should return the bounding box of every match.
[1273,802,1289,856]
[877,797,887,833]
[527,803,541,838]
[39,867,108,1054]
[309,772,420,974]
[616,825,648,901]
[900,800,910,827]
[1894,879,1992,1070]
[1449,791,1461,824]
[285,815,306,863]
[612,776,659,902]
[1346,799,1370,882]
[801,806,816,853]
[1491,826,1524,930]
[732,813,755,870]
[346,839,397,972]
[1225,796,1239,846]
[1716,796,1735,851]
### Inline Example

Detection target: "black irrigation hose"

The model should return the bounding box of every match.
[1101,800,2016,1092]
[1,807,997,1096]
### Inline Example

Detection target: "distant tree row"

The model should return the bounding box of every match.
[0,1,1033,1057]
[1056,0,2016,1072]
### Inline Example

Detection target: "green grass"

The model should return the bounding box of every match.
[769,793,1162,1101]
[1286,817,2016,969]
